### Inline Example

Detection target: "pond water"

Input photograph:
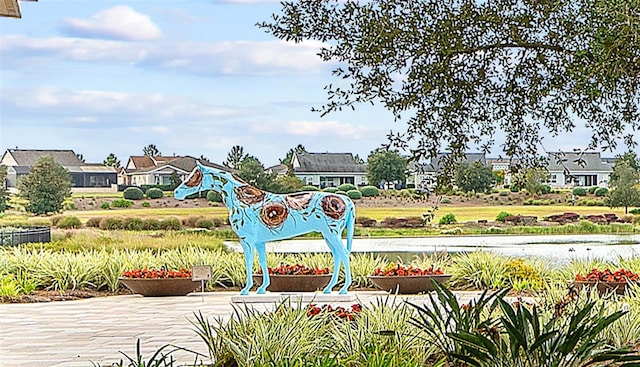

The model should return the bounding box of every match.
[226,234,640,264]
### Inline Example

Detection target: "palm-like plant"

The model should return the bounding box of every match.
[408,281,640,367]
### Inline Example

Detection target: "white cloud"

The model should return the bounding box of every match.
[2,86,251,122]
[254,119,373,139]
[62,6,162,41]
[1,35,328,75]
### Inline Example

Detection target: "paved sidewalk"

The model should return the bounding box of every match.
[0,291,484,367]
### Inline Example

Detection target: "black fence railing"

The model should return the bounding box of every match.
[0,226,51,246]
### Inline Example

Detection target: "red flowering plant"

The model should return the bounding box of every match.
[306,303,363,321]
[371,262,445,277]
[256,263,330,275]
[122,267,192,279]
[574,268,639,283]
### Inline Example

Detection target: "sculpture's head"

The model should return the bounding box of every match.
[174,162,230,200]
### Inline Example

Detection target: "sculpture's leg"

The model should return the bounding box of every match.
[255,242,270,294]
[337,242,352,295]
[322,233,341,294]
[240,241,254,295]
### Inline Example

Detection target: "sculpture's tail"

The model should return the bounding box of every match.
[346,200,355,252]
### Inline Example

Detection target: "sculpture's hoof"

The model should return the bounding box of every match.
[240,289,249,295]
[257,287,267,294]
[339,287,348,295]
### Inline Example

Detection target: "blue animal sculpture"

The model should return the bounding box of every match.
[174,163,355,295]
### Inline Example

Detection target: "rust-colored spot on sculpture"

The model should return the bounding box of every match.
[321,195,346,220]
[184,169,202,187]
[235,185,266,205]
[260,201,288,228]
[285,192,314,210]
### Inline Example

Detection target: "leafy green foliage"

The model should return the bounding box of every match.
[145,188,163,199]
[607,160,640,213]
[123,187,144,200]
[206,190,222,202]
[439,213,457,225]
[260,0,639,169]
[103,153,120,168]
[360,186,380,197]
[346,189,362,200]
[573,187,587,196]
[100,202,110,209]
[17,155,72,215]
[496,211,513,222]
[112,199,133,208]
[366,149,407,188]
[455,161,493,193]
[223,145,247,170]
[57,216,82,229]
[337,183,357,192]
[0,165,8,212]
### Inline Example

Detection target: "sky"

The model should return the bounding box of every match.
[1,1,638,168]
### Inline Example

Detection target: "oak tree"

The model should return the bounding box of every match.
[260,0,640,169]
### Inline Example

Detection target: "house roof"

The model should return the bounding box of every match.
[5,149,84,167]
[126,155,228,175]
[292,153,366,173]
[546,152,613,173]
[411,152,487,173]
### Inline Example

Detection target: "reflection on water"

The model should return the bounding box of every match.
[226,234,640,265]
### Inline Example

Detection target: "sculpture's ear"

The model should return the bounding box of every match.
[196,161,205,170]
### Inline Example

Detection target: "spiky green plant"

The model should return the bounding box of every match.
[448,251,509,289]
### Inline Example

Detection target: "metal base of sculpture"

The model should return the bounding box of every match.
[174,163,355,295]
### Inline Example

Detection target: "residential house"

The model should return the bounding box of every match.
[1,149,117,193]
[119,155,227,187]
[291,152,368,188]
[407,152,487,190]
[545,152,613,188]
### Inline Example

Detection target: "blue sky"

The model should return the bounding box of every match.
[1,1,637,167]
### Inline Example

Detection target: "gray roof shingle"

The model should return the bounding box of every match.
[293,153,366,173]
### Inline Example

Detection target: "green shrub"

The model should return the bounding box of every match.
[499,190,509,196]
[123,187,144,200]
[359,186,380,197]
[301,185,319,191]
[334,190,347,196]
[63,201,77,210]
[86,217,102,228]
[206,190,223,202]
[112,199,133,208]
[142,218,162,230]
[161,218,182,230]
[50,215,64,227]
[100,202,110,209]
[439,213,457,225]
[510,185,520,192]
[588,186,598,194]
[594,187,608,197]
[539,184,551,194]
[196,219,214,229]
[630,208,640,215]
[496,211,513,222]
[323,187,338,193]
[213,217,225,227]
[141,201,151,208]
[100,217,124,230]
[346,189,362,199]
[572,187,587,196]
[123,217,144,231]
[57,216,82,229]
[146,188,163,199]
[441,197,452,204]
[337,183,357,192]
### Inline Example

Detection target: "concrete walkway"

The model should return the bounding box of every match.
[0,291,484,367]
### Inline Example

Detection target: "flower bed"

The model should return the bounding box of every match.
[253,264,332,292]
[573,268,640,296]
[119,268,198,296]
[368,263,451,294]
